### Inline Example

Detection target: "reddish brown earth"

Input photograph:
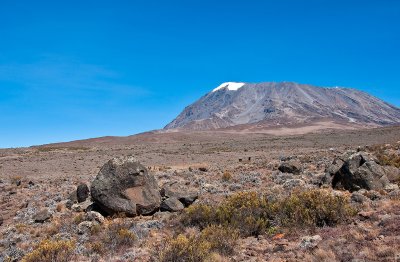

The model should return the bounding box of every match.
[0,125,399,261]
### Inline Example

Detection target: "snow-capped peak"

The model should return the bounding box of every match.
[212,82,245,92]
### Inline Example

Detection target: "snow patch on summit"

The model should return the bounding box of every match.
[212,82,245,92]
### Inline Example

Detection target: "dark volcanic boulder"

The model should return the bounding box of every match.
[91,156,161,216]
[321,158,345,186]
[331,152,391,192]
[161,182,198,206]
[278,161,302,175]
[77,183,90,203]
[160,197,184,212]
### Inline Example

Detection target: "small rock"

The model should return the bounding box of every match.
[388,189,400,199]
[71,200,93,212]
[0,216,3,226]
[198,167,208,172]
[358,211,375,220]
[65,199,74,209]
[299,235,322,249]
[84,211,105,224]
[77,221,94,235]
[384,183,399,192]
[77,183,89,203]
[33,208,52,223]
[160,197,184,212]
[377,214,391,227]
[382,165,400,183]
[365,190,382,201]
[131,220,163,239]
[278,161,302,174]
[283,179,305,189]
[351,192,369,204]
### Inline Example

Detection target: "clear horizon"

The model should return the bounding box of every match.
[1,1,399,148]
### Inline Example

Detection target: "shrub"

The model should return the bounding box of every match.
[182,189,356,236]
[22,239,75,262]
[215,192,271,236]
[159,234,211,262]
[376,152,400,168]
[274,189,356,228]
[200,225,239,256]
[222,171,232,182]
[73,214,84,225]
[159,226,238,262]
[88,241,105,255]
[183,192,271,236]
[104,221,136,251]
[10,175,22,185]
[90,223,102,235]
[183,204,216,229]
[367,144,400,168]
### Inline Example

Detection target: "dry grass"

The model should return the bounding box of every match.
[368,144,400,168]
[159,225,238,262]
[22,239,75,262]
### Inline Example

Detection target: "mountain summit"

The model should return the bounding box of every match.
[165,82,400,130]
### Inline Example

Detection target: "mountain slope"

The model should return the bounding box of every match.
[165,82,400,130]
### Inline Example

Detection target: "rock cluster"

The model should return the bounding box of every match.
[324,152,399,192]
[90,156,197,216]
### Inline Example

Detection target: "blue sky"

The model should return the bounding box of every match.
[0,0,399,148]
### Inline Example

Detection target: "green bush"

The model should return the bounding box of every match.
[182,189,356,236]
[274,189,356,228]
[183,192,271,236]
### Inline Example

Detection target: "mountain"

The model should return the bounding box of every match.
[164,82,400,130]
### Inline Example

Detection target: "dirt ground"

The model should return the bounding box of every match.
[1,125,400,261]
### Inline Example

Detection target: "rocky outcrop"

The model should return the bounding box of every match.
[91,156,161,216]
[326,152,396,192]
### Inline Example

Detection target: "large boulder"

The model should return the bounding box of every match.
[91,156,161,216]
[331,152,392,192]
